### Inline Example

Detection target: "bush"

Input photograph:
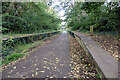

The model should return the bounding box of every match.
[6,53,24,61]
[3,53,24,64]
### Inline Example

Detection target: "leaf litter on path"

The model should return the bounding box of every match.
[69,34,100,79]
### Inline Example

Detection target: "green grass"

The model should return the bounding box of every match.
[2,33,60,65]
[92,31,117,36]
[3,53,25,64]
[14,40,43,53]
[2,40,43,65]
[78,30,119,38]
[2,30,58,39]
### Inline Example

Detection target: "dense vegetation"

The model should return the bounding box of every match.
[2,2,61,34]
[1,2,61,64]
[64,2,120,33]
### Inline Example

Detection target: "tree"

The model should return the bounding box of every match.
[2,2,61,33]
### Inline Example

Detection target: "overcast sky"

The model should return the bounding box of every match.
[51,1,66,25]
[50,0,112,26]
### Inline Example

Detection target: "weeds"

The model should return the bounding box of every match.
[2,40,43,65]
[3,53,25,65]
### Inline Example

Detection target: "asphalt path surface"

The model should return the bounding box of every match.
[2,32,71,78]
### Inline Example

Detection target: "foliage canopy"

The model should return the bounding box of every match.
[2,2,61,33]
[64,2,120,33]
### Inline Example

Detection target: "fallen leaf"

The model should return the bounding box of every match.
[40,71,45,73]
[32,74,34,77]
[63,76,67,78]
[35,72,38,75]
[8,70,13,73]
[14,66,16,69]
[50,76,53,78]
[36,68,38,70]
[43,66,47,68]
[22,67,26,69]
[54,67,57,69]
[8,76,10,78]
[47,67,50,70]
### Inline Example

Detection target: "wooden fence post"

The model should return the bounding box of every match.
[90,25,93,34]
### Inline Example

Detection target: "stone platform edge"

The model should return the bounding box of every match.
[68,31,119,79]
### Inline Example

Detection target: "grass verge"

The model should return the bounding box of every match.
[78,30,119,39]
[2,30,59,39]
[2,33,60,65]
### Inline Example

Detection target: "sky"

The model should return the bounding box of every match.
[51,1,66,26]
[50,0,112,26]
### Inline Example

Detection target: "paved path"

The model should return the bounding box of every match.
[2,32,71,78]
